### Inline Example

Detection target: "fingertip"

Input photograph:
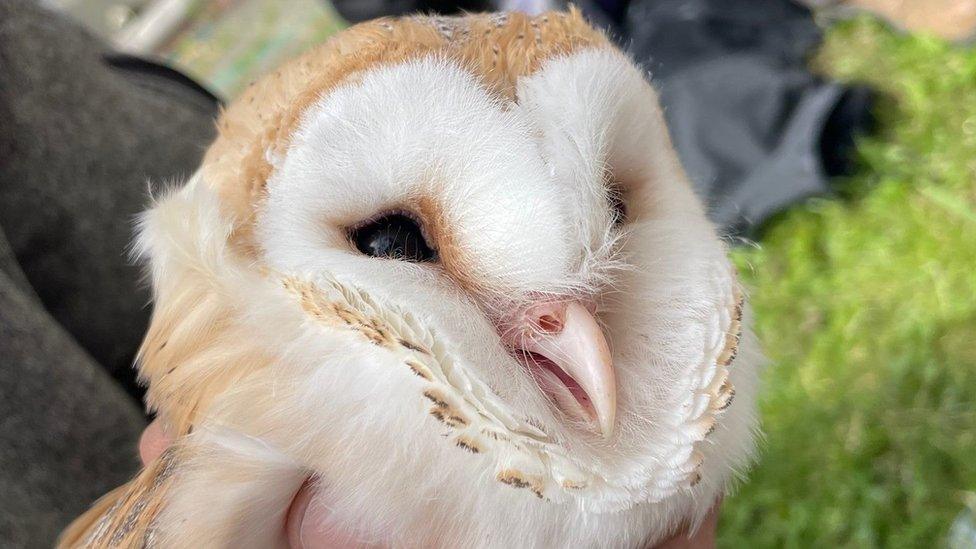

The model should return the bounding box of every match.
[653,498,721,549]
[285,478,371,549]
[138,419,171,465]
[286,479,314,549]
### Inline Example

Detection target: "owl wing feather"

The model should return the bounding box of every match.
[57,448,179,548]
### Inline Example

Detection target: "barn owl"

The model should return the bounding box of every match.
[60,9,760,549]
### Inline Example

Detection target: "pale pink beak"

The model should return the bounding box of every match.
[503,301,616,438]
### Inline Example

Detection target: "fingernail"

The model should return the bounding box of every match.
[286,479,315,549]
[287,479,369,549]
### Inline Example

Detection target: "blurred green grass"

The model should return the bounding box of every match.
[721,17,976,548]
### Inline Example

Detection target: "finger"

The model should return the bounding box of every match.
[285,478,377,549]
[653,499,721,549]
[138,419,172,465]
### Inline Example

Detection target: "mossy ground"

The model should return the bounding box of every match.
[720,17,976,548]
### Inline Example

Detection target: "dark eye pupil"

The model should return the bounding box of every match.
[351,214,436,262]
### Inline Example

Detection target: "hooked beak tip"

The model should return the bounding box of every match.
[514,301,617,438]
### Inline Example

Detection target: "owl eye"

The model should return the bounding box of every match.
[350,213,437,262]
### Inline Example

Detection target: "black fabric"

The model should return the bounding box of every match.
[622,0,822,79]
[0,0,221,394]
[103,53,223,112]
[331,0,491,21]
[0,263,144,549]
[0,167,142,549]
[607,0,875,235]
[0,0,221,546]
[659,57,845,232]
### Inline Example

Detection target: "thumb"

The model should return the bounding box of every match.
[285,478,380,549]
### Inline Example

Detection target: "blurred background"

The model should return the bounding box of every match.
[2,0,976,547]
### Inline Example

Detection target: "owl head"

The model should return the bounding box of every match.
[80,10,760,548]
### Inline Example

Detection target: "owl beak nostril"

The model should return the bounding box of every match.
[536,313,563,333]
[505,301,617,438]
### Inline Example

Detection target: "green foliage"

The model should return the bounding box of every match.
[719,17,976,548]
